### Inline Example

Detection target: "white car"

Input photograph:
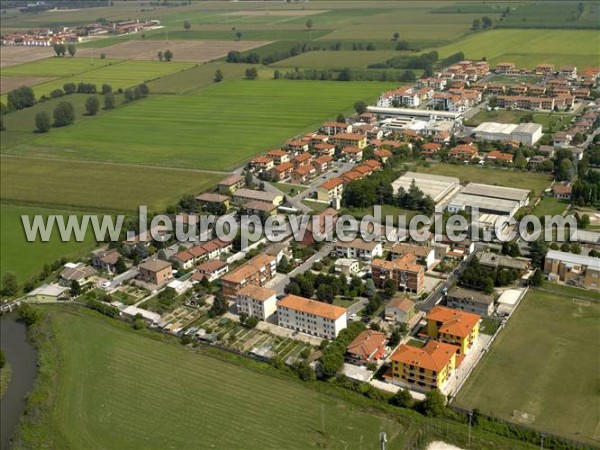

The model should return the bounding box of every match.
[101,281,111,289]
[349,313,357,320]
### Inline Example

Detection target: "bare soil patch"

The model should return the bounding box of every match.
[0,46,54,68]
[75,40,271,62]
[222,10,327,16]
[0,76,56,93]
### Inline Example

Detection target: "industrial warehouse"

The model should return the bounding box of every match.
[472,121,543,145]
[392,172,460,204]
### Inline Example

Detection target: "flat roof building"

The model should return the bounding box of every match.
[277,294,347,339]
[472,121,543,145]
[461,183,530,207]
[447,193,520,217]
[391,172,460,203]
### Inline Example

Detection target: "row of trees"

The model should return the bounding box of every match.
[471,16,493,30]
[35,101,75,132]
[53,43,76,57]
[157,50,174,62]
[274,67,418,83]
[458,258,520,294]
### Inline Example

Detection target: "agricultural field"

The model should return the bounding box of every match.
[412,163,553,197]
[466,110,574,133]
[13,79,393,171]
[75,39,271,62]
[0,76,56,94]
[454,290,600,444]
[436,29,600,68]
[0,156,222,213]
[0,204,97,282]
[19,307,411,449]
[0,46,54,68]
[271,50,401,69]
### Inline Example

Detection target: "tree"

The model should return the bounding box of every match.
[115,257,127,274]
[235,31,242,41]
[157,50,164,62]
[295,360,316,381]
[67,44,76,57]
[472,18,481,30]
[305,18,313,30]
[530,268,543,286]
[383,279,396,297]
[70,280,81,297]
[101,84,112,95]
[53,101,75,127]
[273,69,281,79]
[389,389,412,408]
[316,284,334,303]
[124,89,134,103]
[164,50,173,62]
[1,273,19,297]
[85,96,100,116]
[244,169,254,188]
[0,349,5,369]
[103,92,115,110]
[214,69,224,82]
[63,82,77,94]
[245,67,258,79]
[53,43,66,56]
[7,86,35,110]
[183,20,191,31]
[336,113,346,123]
[35,111,51,133]
[481,16,493,28]
[393,32,400,41]
[209,291,228,316]
[354,100,367,115]
[422,389,446,417]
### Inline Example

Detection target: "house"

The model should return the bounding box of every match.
[553,131,573,147]
[486,150,513,164]
[277,294,347,339]
[269,161,294,181]
[362,159,382,171]
[389,341,459,392]
[371,256,425,294]
[342,146,363,162]
[433,131,451,144]
[390,243,435,269]
[385,296,416,324]
[552,182,572,200]
[192,259,229,282]
[265,149,290,164]
[172,250,196,270]
[346,330,387,365]
[449,143,478,161]
[122,226,168,248]
[291,164,316,184]
[236,285,277,321]
[138,259,173,286]
[221,254,276,298]
[292,152,312,169]
[298,208,338,246]
[59,263,97,286]
[495,62,515,73]
[333,239,383,261]
[316,177,344,202]
[332,132,367,149]
[544,250,600,289]
[535,63,554,74]
[217,175,245,194]
[313,155,333,173]
[196,193,230,211]
[334,258,360,275]
[287,140,309,154]
[314,143,336,156]
[265,242,293,264]
[537,145,555,158]
[426,306,480,355]
[421,142,441,157]
[374,149,392,163]
[233,189,283,206]
[478,252,529,274]
[559,65,577,79]
[243,200,278,216]
[26,284,69,302]
[341,170,362,184]
[91,248,121,273]
[321,121,350,135]
[250,156,274,172]
[446,287,495,317]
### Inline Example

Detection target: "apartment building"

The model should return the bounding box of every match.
[277,294,347,339]
[391,243,435,269]
[446,287,495,317]
[316,177,344,202]
[371,255,425,294]
[426,306,480,355]
[332,132,367,149]
[221,254,277,298]
[138,259,173,286]
[333,239,383,261]
[236,285,277,321]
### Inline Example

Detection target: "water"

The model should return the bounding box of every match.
[0,318,38,450]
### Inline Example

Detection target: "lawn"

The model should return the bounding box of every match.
[436,29,600,68]
[454,289,600,444]
[18,306,412,449]
[271,51,401,69]
[531,196,568,217]
[14,79,393,171]
[465,110,573,133]
[412,163,552,197]
[273,182,307,196]
[0,156,222,212]
[0,204,97,282]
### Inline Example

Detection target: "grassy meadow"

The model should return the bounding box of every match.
[454,290,600,444]
[466,110,574,133]
[0,204,97,282]
[11,79,393,170]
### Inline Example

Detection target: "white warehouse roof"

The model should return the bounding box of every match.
[392,171,459,203]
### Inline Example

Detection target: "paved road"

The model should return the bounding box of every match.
[270,244,333,295]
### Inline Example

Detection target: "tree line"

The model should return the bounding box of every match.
[274,67,418,83]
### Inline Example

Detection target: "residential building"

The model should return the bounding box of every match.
[391,243,435,269]
[495,62,515,73]
[217,175,245,194]
[233,189,283,206]
[346,330,387,365]
[321,121,351,136]
[196,193,230,211]
[243,200,278,216]
[236,285,277,321]
[446,287,495,316]
[478,252,529,274]
[250,156,274,172]
[449,143,478,160]
[59,263,96,286]
[334,258,360,275]
[277,294,347,339]
[371,255,425,294]
[298,208,338,246]
[553,182,572,200]
[333,239,383,261]
[314,143,336,156]
[265,149,290,164]
[544,250,600,289]
[385,296,416,324]
[313,155,333,172]
[138,259,173,286]
[287,140,309,154]
[374,149,392,163]
[292,152,312,169]
[426,306,480,355]
[221,254,276,298]
[342,146,363,162]
[291,164,316,184]
[269,161,294,181]
[25,284,69,302]
[332,132,367,149]
[316,177,344,202]
[421,142,441,157]
[390,341,458,392]
[91,248,121,273]
[486,150,513,164]
[192,259,229,282]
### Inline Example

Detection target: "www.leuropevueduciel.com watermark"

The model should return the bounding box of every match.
[20,205,578,249]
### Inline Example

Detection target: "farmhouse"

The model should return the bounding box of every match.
[277,294,347,339]
[446,287,495,317]
[426,306,480,355]
[138,259,173,286]
[346,330,387,365]
[236,285,277,321]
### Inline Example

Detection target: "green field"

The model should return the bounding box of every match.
[0,156,221,213]
[19,307,410,449]
[8,80,393,170]
[531,196,569,217]
[454,290,600,444]
[412,163,552,197]
[466,110,574,133]
[436,29,600,68]
[0,204,97,281]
